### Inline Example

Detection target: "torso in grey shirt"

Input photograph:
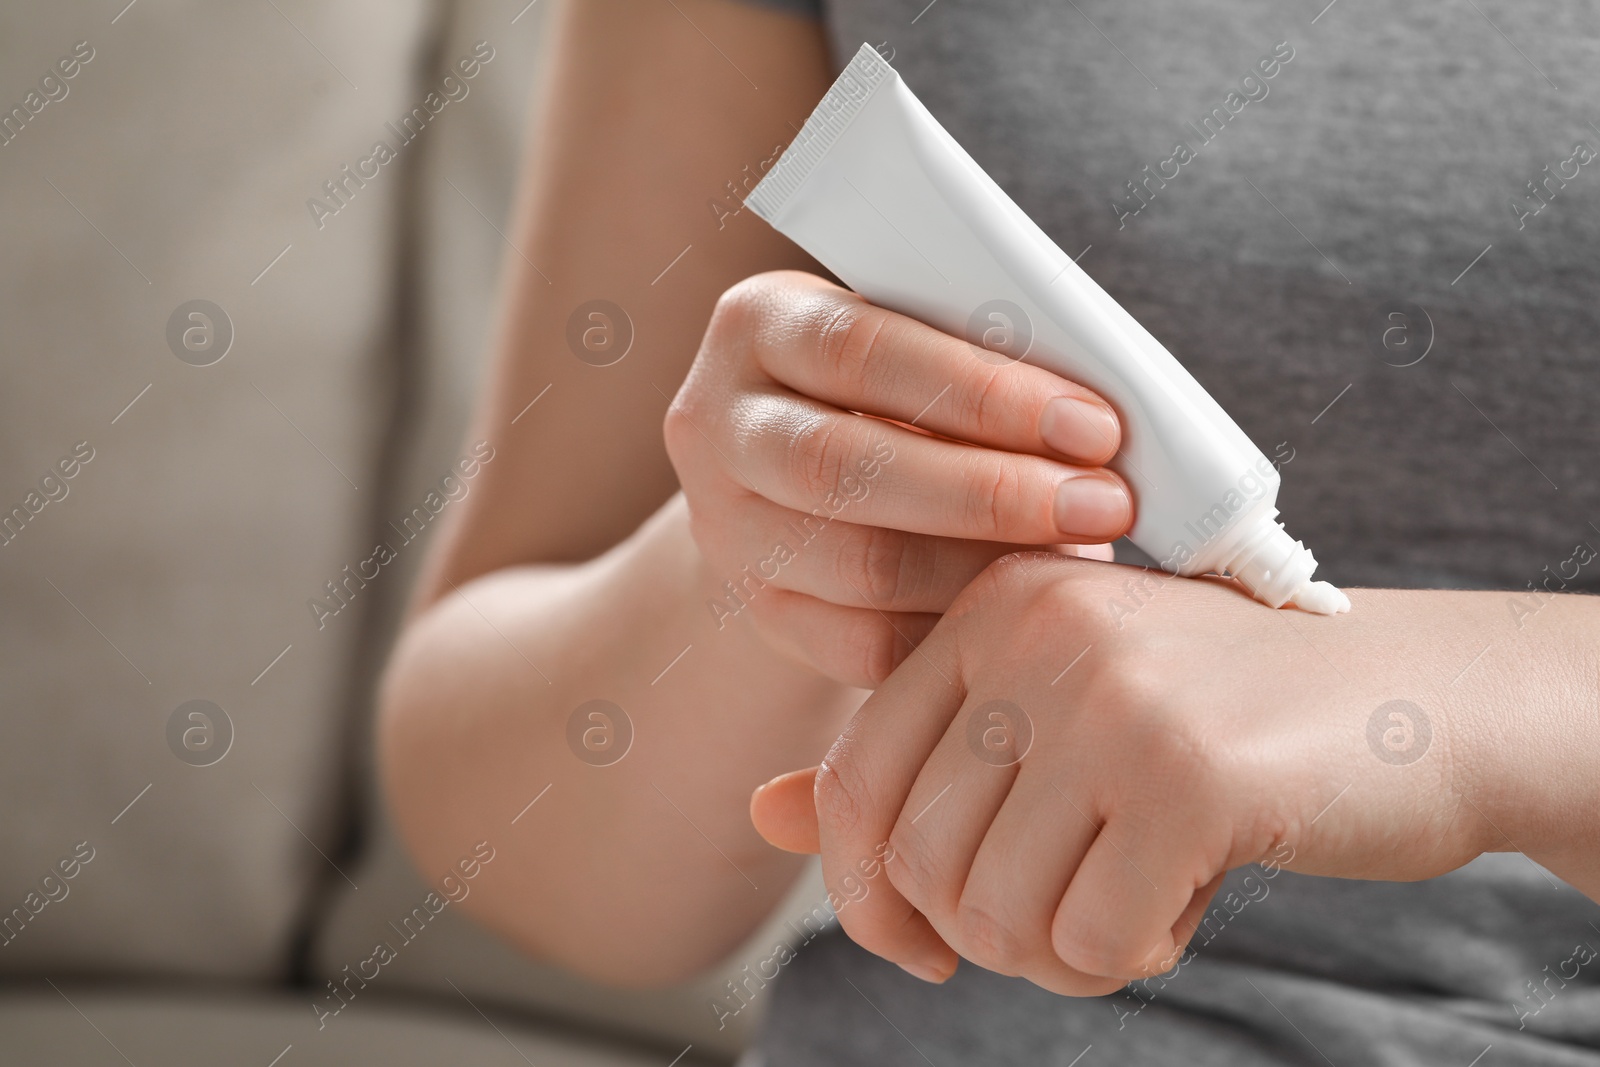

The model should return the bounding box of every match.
[738,1,1600,1063]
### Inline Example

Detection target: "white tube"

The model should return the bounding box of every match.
[746,43,1348,615]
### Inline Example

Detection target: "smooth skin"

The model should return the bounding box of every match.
[379,0,1600,995]
[380,0,1120,985]
[750,565,1600,989]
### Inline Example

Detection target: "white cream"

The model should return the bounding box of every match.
[746,43,1348,615]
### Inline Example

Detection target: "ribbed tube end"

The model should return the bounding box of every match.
[1222,519,1349,614]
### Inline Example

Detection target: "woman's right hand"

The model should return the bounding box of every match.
[664,270,1132,688]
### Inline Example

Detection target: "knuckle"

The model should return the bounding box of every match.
[984,550,1042,586]
[952,898,1029,976]
[953,552,1038,617]
[838,524,910,607]
[945,556,1111,670]
[956,363,1012,441]
[816,302,889,397]
[1008,566,1125,650]
[883,822,945,913]
[959,454,1029,539]
[813,754,871,838]
[1038,569,1112,626]
[788,416,854,500]
[707,276,768,346]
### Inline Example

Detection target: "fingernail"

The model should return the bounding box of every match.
[1054,474,1131,539]
[897,960,951,984]
[1040,397,1119,461]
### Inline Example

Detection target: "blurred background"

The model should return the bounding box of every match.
[0,2,810,1063]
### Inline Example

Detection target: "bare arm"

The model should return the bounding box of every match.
[414,0,831,589]
[381,0,1135,988]
[379,0,848,986]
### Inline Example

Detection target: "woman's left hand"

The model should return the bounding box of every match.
[749,553,1600,993]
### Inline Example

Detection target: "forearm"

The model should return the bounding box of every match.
[405,0,830,607]
[1469,591,1600,897]
[378,494,859,986]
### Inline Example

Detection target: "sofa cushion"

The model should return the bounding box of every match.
[0,0,429,978]
[0,987,719,1067]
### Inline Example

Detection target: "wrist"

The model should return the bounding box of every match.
[1468,594,1600,889]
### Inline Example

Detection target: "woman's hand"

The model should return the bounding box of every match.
[665,271,1132,687]
[749,554,1600,993]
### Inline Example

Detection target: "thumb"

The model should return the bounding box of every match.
[750,767,821,853]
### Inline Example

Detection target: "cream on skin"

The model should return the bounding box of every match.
[746,44,1347,615]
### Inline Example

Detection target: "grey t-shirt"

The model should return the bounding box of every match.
[739,0,1600,1063]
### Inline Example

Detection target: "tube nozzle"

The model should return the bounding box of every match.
[1222,519,1349,615]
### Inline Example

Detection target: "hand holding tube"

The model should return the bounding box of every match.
[664,270,1132,687]
[746,43,1347,615]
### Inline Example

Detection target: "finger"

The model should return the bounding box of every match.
[699,487,1034,613]
[940,770,1124,996]
[736,400,1132,545]
[882,698,1026,956]
[813,619,966,981]
[1052,814,1225,979]
[751,767,820,854]
[1162,870,1229,971]
[747,588,939,689]
[755,276,1122,465]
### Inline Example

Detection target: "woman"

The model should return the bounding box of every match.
[379,0,1600,1062]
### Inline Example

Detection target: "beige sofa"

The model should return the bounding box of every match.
[0,2,820,1062]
